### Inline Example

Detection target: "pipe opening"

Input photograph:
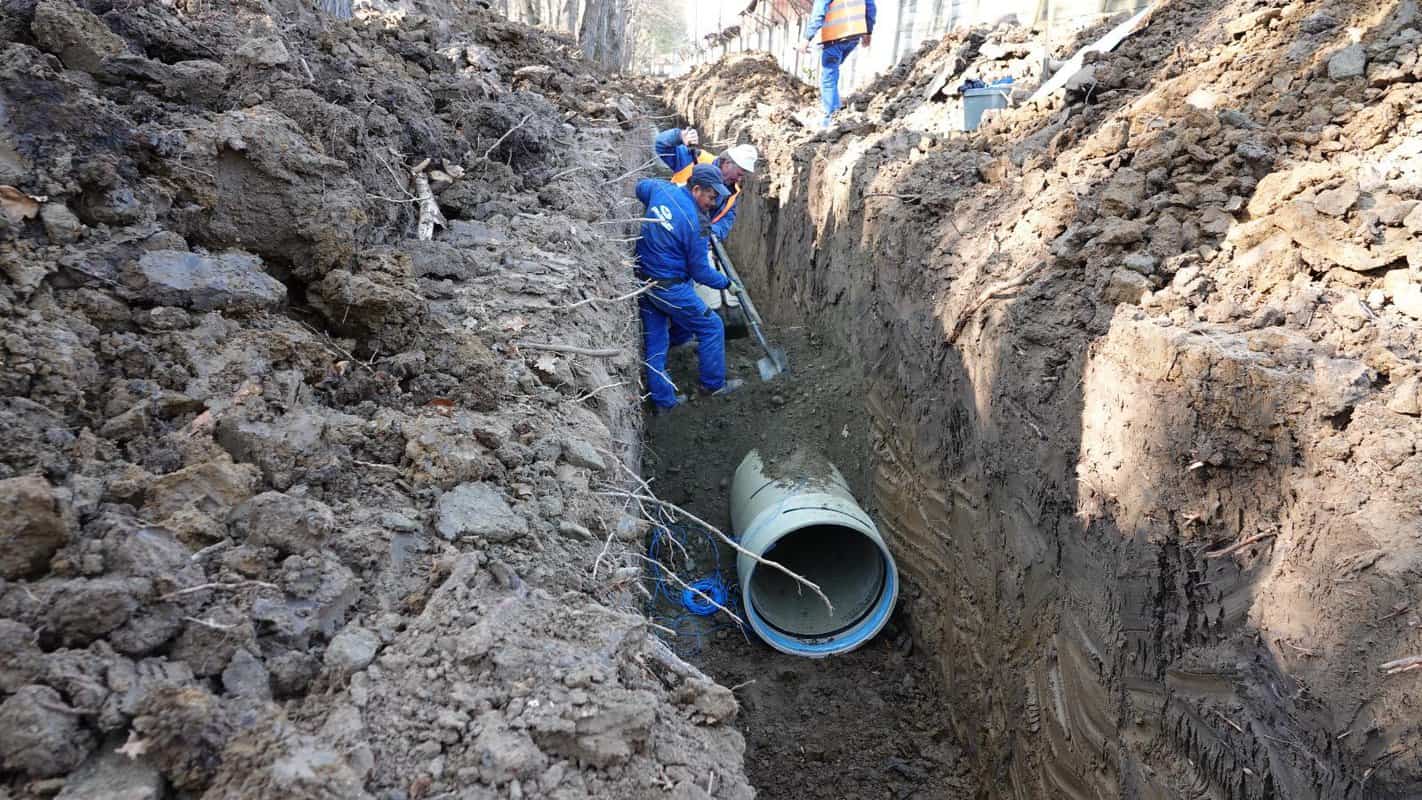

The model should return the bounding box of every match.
[749,523,887,637]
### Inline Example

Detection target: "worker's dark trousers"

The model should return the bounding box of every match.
[640,283,726,408]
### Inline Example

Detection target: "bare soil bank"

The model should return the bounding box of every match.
[0,1,752,797]
[668,1,1422,797]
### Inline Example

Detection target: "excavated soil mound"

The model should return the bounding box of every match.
[0,1,754,798]
[669,1,1422,797]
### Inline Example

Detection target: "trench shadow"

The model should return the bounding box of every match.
[723,0,1421,797]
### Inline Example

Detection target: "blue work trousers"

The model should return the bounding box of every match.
[820,37,860,124]
[640,283,726,408]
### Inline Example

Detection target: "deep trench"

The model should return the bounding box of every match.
[642,320,973,798]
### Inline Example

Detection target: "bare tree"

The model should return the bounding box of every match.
[578,0,627,71]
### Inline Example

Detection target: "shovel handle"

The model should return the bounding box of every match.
[709,237,766,329]
[709,236,783,370]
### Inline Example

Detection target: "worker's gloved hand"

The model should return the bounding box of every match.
[726,278,745,296]
[796,39,811,55]
[861,33,872,48]
[681,128,699,147]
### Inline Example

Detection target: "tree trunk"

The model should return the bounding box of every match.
[578,0,626,71]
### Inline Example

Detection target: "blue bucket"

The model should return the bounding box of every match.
[962,86,1011,131]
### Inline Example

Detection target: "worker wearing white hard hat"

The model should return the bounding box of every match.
[652,128,758,242]
[651,128,761,346]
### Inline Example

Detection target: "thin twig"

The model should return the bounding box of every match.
[948,262,1049,344]
[547,165,588,182]
[597,489,835,616]
[160,580,278,601]
[592,217,658,225]
[190,540,231,562]
[635,553,744,625]
[183,616,238,632]
[574,382,627,403]
[482,113,535,161]
[300,322,375,373]
[1205,532,1278,559]
[593,521,620,579]
[353,458,402,475]
[610,157,659,183]
[647,620,679,637]
[515,341,623,357]
[554,282,655,311]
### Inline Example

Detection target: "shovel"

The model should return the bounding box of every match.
[710,236,789,381]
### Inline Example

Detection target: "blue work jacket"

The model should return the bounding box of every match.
[634,179,730,290]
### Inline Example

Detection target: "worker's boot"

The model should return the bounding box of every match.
[698,379,744,398]
[650,394,688,416]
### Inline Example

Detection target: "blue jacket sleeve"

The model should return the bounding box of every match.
[804,0,830,41]
[710,201,738,241]
[684,221,729,290]
[866,0,876,32]
[654,128,693,172]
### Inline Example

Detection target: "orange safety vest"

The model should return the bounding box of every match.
[670,150,716,184]
[818,0,868,43]
[671,152,741,226]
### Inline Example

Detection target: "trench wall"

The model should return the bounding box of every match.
[666,8,1422,796]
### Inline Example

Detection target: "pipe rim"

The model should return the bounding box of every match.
[740,518,899,657]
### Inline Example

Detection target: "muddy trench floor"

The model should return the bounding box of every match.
[643,326,973,800]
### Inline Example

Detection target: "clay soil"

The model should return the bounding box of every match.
[645,332,973,800]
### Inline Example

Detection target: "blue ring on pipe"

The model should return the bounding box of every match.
[743,559,899,657]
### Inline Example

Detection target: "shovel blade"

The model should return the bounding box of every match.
[756,349,789,381]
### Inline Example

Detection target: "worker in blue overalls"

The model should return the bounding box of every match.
[635,164,746,415]
[798,0,877,129]
[653,128,759,350]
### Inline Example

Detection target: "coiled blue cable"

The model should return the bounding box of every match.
[681,576,728,616]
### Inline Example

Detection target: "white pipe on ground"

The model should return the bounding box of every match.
[730,449,899,657]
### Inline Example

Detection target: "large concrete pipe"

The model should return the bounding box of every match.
[730,449,899,657]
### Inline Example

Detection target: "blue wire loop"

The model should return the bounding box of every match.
[681,577,728,616]
[643,507,745,655]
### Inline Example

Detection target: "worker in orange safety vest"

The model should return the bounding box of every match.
[653,128,758,242]
[796,0,877,129]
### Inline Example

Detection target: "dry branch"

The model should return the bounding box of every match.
[610,157,660,183]
[597,489,835,616]
[554,282,655,311]
[574,381,627,403]
[482,112,535,161]
[160,580,278,601]
[515,341,622,357]
[1205,532,1278,559]
[635,553,743,625]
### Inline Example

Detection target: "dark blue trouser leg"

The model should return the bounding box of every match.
[640,284,726,407]
[820,37,859,124]
[669,318,693,348]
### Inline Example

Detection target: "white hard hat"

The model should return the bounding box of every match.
[725,143,758,173]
